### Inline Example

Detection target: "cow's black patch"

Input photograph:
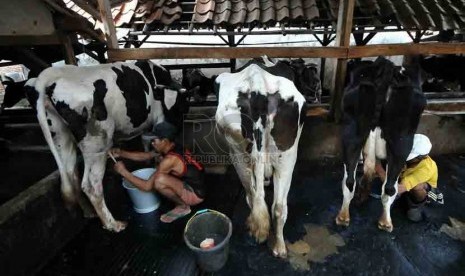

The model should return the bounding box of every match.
[24,85,39,109]
[152,64,172,86]
[112,65,150,128]
[51,131,56,138]
[45,83,56,98]
[135,61,155,91]
[271,96,300,151]
[47,119,52,126]
[92,79,108,121]
[237,92,253,153]
[54,101,87,143]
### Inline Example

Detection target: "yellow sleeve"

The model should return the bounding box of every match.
[401,158,438,191]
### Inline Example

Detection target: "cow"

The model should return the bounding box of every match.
[16,60,190,232]
[1,75,29,111]
[289,58,322,103]
[215,61,307,258]
[181,68,217,103]
[335,56,426,232]
[420,54,465,92]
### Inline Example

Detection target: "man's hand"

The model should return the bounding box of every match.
[110,148,122,158]
[397,183,407,195]
[114,161,128,176]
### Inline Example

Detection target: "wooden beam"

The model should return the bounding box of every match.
[425,99,465,114]
[72,0,101,20]
[107,42,465,61]
[0,35,61,46]
[96,0,118,49]
[41,0,76,18]
[60,34,77,65]
[348,43,465,58]
[107,47,347,61]
[331,0,355,122]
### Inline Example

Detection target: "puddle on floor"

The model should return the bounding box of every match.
[440,217,465,241]
[287,224,345,271]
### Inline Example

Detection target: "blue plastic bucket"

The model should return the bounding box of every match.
[122,168,160,213]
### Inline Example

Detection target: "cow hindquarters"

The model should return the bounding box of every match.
[81,152,127,232]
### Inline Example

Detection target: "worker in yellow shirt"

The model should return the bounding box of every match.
[375,134,442,222]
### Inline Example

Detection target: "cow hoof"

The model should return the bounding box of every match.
[335,211,350,227]
[104,221,128,232]
[377,221,393,233]
[247,215,269,243]
[271,242,287,259]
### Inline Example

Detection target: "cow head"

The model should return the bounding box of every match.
[1,75,27,112]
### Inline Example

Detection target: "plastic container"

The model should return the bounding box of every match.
[122,168,160,213]
[184,209,232,272]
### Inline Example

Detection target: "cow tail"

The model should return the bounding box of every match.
[35,82,77,205]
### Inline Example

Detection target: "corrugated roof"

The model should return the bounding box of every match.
[353,0,465,30]
[58,0,465,32]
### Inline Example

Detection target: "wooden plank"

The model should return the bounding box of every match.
[425,99,465,114]
[97,0,118,50]
[348,43,465,58]
[108,47,347,61]
[0,35,61,46]
[107,43,465,61]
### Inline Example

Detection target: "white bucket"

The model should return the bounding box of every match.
[122,168,160,214]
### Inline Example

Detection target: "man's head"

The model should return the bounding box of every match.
[147,121,178,154]
[406,134,432,165]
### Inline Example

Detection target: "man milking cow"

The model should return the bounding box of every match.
[110,121,205,223]
[372,134,443,222]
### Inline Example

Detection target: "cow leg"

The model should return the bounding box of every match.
[247,152,270,244]
[81,152,127,232]
[336,134,365,226]
[270,151,296,258]
[47,112,95,217]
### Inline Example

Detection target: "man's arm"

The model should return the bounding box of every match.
[113,156,176,192]
[110,148,156,162]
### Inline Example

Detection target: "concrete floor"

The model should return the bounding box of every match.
[38,154,465,275]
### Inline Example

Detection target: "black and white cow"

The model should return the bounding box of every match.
[215,61,306,257]
[335,56,426,232]
[289,58,322,103]
[22,61,189,232]
[181,68,217,102]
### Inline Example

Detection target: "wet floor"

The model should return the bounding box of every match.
[40,154,465,275]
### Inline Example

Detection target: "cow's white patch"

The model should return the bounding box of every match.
[163,89,178,110]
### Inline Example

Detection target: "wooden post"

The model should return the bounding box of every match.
[227,27,236,72]
[330,0,355,122]
[96,0,118,50]
[61,34,77,65]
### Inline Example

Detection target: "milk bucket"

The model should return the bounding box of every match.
[122,168,160,213]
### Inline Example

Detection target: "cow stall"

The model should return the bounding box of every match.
[1,0,465,275]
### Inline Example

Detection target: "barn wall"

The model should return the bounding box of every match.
[0,0,55,36]
[182,111,465,166]
[0,171,86,275]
